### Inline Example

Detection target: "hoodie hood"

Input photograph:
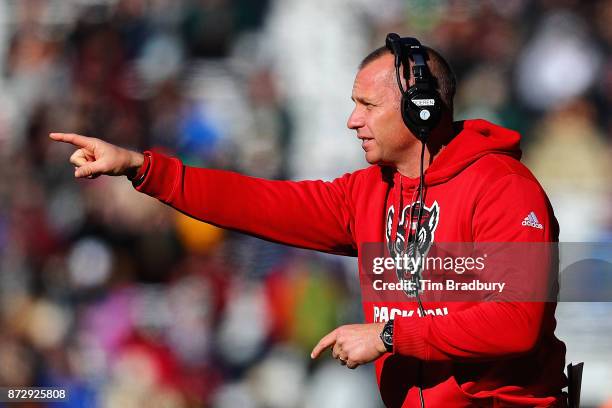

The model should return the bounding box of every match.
[417,119,522,186]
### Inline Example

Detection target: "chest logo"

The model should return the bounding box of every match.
[385,201,440,296]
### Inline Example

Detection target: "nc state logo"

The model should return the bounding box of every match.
[386,201,440,297]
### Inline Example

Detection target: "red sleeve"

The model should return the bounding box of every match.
[133,150,357,255]
[393,174,558,360]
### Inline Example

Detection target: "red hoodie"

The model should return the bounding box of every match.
[134,119,567,407]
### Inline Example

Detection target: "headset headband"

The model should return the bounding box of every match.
[385,34,432,91]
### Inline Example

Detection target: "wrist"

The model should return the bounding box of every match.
[379,319,394,353]
[126,152,151,187]
[126,151,144,178]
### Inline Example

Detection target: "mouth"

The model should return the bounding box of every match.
[358,137,374,151]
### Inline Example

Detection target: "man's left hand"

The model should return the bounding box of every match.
[311,323,387,369]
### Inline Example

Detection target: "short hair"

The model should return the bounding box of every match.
[359,45,456,112]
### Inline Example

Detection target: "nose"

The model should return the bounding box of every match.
[347,107,364,130]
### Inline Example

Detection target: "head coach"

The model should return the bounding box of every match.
[50,34,567,407]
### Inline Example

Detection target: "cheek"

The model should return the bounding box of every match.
[372,109,395,131]
[387,108,406,130]
[376,110,405,140]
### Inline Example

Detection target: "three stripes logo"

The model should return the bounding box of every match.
[522,211,544,229]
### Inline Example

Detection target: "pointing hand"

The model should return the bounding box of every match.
[49,133,144,179]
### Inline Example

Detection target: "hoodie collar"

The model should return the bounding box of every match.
[396,119,522,187]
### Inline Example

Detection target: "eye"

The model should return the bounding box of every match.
[365,103,375,110]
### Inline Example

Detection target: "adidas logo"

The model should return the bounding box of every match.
[522,211,543,229]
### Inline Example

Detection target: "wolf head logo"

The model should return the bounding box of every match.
[386,201,440,297]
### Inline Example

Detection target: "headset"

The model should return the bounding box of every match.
[385,33,442,142]
[385,33,441,408]
[384,32,441,299]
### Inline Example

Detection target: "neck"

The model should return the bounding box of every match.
[395,119,455,178]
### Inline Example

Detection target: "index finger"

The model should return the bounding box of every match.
[49,133,95,149]
[311,329,338,359]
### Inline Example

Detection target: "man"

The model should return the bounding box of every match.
[51,38,567,407]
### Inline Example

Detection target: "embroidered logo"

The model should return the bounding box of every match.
[386,201,440,297]
[522,211,544,229]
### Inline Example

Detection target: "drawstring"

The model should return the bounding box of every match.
[389,172,401,253]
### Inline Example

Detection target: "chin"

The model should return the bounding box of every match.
[364,152,382,165]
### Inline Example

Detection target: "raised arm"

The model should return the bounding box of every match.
[136,150,357,254]
[49,133,357,256]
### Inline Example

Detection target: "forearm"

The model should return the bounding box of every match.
[133,151,357,254]
[393,301,547,361]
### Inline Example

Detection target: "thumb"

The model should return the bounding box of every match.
[75,161,104,178]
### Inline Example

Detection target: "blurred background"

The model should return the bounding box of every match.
[0,0,610,407]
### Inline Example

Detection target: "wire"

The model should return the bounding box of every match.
[414,135,427,317]
[413,136,428,408]
[393,50,427,408]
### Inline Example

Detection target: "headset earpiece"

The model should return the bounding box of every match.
[402,85,442,142]
[385,33,442,142]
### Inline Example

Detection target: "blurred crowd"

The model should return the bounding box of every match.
[0,0,610,407]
